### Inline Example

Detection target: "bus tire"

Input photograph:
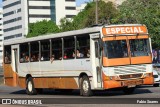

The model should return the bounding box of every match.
[123,87,135,94]
[26,77,37,95]
[80,76,92,96]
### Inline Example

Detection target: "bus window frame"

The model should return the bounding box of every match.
[19,43,30,63]
[103,39,129,59]
[30,41,40,62]
[4,45,12,64]
[51,38,63,60]
[40,39,50,61]
[63,36,75,60]
[129,38,151,57]
[75,34,90,59]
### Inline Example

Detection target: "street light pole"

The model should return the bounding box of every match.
[95,0,98,24]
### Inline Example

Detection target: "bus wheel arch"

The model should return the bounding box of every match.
[26,75,37,95]
[79,73,92,96]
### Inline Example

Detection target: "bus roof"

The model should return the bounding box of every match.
[4,26,101,46]
[4,24,146,45]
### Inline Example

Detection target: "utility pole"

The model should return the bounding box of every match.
[95,0,98,24]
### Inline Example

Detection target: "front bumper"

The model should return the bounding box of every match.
[103,76,154,89]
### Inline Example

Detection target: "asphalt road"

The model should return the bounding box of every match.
[0,84,160,107]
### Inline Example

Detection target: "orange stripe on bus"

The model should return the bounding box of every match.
[131,56,152,64]
[102,26,148,35]
[33,77,78,89]
[102,35,149,41]
[103,57,130,66]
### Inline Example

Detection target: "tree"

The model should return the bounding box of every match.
[27,20,60,38]
[114,0,160,48]
[59,18,73,32]
[27,1,118,37]
[69,1,119,30]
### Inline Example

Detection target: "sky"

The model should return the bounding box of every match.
[76,0,91,6]
[0,0,1,7]
[0,0,91,7]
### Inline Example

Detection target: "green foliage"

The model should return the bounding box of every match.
[114,0,160,48]
[27,0,160,48]
[27,20,60,38]
[59,1,118,31]
[72,1,118,29]
[27,1,118,36]
[59,18,73,32]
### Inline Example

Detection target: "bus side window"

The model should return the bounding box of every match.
[4,46,11,64]
[30,42,39,62]
[40,40,50,61]
[76,35,90,58]
[20,43,29,63]
[52,38,62,60]
[64,37,75,59]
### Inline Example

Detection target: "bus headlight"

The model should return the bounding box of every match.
[103,76,120,81]
[143,73,152,77]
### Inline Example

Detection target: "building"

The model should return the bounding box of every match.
[76,3,87,14]
[2,0,77,40]
[0,8,3,66]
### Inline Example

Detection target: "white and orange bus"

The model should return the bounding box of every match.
[3,24,154,96]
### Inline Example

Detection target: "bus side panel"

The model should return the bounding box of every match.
[33,77,79,89]
[143,76,154,85]
[18,77,26,88]
[3,64,18,87]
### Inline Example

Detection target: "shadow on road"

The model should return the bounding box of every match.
[10,87,153,97]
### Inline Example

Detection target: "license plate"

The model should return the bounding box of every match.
[128,85,136,88]
[124,79,143,86]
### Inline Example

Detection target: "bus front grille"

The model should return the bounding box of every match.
[114,64,146,75]
[119,73,143,79]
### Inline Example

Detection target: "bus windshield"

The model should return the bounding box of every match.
[104,40,128,58]
[104,39,150,59]
[130,39,150,57]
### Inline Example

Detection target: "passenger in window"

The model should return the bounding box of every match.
[25,55,29,62]
[50,54,55,63]
[73,49,84,58]
[41,55,44,61]
[58,52,62,60]
[20,53,26,62]
[31,55,36,61]
[5,56,9,63]
[64,53,68,59]
[87,49,90,58]
[37,54,39,61]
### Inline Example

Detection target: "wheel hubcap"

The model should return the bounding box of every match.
[83,80,89,93]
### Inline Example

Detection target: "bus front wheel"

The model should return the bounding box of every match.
[80,76,92,96]
[26,77,37,95]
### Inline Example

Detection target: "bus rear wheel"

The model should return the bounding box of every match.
[26,77,37,95]
[80,76,92,96]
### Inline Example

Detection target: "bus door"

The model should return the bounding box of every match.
[90,33,103,88]
[11,45,19,86]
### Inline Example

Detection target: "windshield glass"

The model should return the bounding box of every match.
[130,39,150,57]
[104,40,128,59]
